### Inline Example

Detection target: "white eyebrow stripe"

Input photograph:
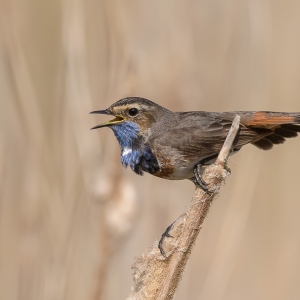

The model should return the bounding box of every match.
[122,147,132,156]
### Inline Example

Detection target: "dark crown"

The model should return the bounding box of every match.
[109,97,164,110]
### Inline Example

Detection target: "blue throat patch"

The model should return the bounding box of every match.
[111,121,139,149]
[110,121,159,175]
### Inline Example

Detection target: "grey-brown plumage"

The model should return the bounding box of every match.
[91,97,300,183]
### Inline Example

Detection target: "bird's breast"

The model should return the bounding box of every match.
[121,146,160,176]
[151,146,196,180]
[120,144,198,180]
[151,153,175,179]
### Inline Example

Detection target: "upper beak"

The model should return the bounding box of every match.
[90,109,125,130]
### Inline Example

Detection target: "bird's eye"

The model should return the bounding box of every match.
[128,108,139,117]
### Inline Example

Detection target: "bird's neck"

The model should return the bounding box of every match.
[111,121,140,150]
[110,121,159,175]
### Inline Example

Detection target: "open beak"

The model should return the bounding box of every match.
[90,109,125,130]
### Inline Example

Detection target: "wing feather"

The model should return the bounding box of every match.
[151,112,270,161]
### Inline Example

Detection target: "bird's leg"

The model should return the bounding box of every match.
[158,221,175,258]
[193,164,212,192]
[193,154,220,192]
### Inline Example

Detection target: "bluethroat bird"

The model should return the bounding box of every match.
[91,97,300,256]
[91,97,300,190]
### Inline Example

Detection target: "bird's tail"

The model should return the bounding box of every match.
[242,111,300,150]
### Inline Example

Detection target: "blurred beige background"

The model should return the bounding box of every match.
[1,0,300,299]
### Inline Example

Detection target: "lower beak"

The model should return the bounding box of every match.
[90,110,124,130]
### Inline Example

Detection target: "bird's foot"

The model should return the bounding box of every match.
[158,222,175,258]
[193,164,213,193]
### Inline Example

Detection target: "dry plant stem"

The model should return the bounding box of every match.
[216,115,241,167]
[127,115,241,300]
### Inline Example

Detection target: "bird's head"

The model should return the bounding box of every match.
[91,97,170,132]
[91,97,171,148]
